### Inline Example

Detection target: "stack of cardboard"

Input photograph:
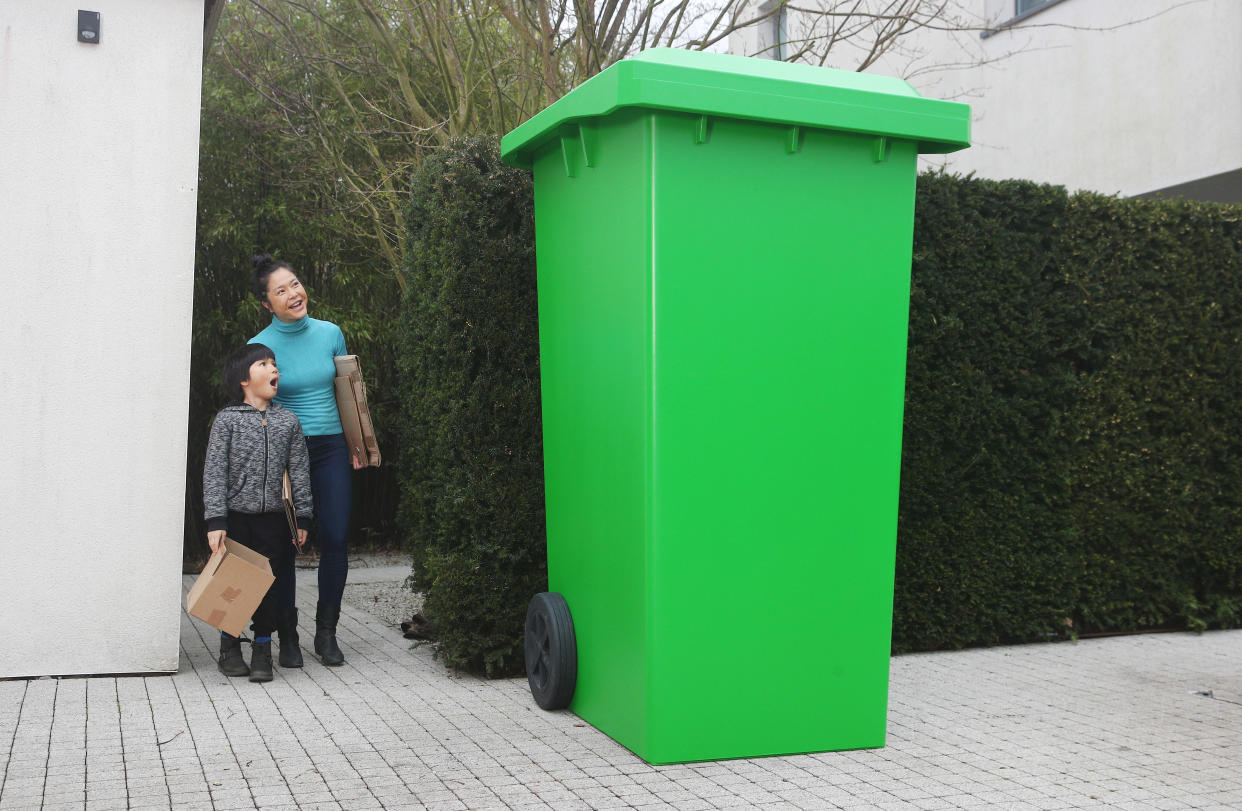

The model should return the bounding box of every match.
[334,355,381,467]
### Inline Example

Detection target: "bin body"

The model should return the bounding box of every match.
[503,49,969,764]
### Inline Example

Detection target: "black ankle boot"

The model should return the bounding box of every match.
[218,634,249,677]
[248,640,274,682]
[315,601,345,666]
[277,607,303,668]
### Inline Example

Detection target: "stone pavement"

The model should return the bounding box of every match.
[1,563,1241,811]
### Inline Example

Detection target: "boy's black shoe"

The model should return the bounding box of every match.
[315,601,345,666]
[277,608,304,668]
[218,635,250,677]
[248,640,274,682]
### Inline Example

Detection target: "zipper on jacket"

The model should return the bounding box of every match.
[261,410,269,513]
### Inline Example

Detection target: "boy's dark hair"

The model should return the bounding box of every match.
[251,253,294,303]
[221,343,276,404]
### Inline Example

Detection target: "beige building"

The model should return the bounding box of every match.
[0,0,221,677]
[731,0,1242,202]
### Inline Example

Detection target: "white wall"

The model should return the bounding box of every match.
[0,0,203,677]
[731,0,1242,199]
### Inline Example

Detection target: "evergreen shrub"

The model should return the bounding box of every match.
[1055,193,1242,634]
[899,176,1082,650]
[397,137,545,676]
[899,175,1242,649]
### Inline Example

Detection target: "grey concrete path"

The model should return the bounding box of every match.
[1,563,1241,810]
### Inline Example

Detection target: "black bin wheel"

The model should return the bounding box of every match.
[525,592,577,710]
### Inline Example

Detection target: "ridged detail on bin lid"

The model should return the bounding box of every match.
[501,48,970,168]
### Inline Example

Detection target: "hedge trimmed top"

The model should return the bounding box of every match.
[500,48,971,168]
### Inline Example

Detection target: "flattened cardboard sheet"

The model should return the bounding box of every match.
[334,355,381,467]
[281,471,297,539]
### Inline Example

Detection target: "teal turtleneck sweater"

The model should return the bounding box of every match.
[250,315,347,436]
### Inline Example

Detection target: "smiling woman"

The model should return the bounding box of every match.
[248,253,361,669]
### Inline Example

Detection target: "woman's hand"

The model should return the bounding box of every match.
[294,529,308,550]
[351,452,365,470]
[207,530,226,554]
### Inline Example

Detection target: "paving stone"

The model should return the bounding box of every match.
[6,570,1242,810]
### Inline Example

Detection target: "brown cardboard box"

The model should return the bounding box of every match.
[334,354,381,467]
[186,538,275,637]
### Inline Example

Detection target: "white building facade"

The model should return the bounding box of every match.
[0,0,212,677]
[731,0,1242,202]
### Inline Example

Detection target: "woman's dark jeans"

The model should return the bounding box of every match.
[275,432,352,609]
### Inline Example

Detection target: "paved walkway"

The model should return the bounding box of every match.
[1,564,1241,810]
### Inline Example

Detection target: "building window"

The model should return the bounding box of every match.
[1016,0,1055,13]
[758,0,788,61]
[983,0,1068,38]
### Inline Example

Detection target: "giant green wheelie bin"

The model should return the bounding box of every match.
[501,48,970,765]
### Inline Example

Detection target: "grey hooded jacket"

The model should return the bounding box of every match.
[203,402,313,532]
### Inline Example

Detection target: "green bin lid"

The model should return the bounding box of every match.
[501,48,970,169]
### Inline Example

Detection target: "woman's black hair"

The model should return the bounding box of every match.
[251,253,294,303]
[221,343,276,404]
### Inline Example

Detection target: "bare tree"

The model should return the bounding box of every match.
[219,0,787,272]
[219,0,1127,270]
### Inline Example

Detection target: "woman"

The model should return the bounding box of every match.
[249,254,362,667]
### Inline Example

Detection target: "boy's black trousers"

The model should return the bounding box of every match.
[226,511,293,638]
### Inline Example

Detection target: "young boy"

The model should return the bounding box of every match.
[203,343,313,682]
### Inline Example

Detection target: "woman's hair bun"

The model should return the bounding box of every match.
[251,253,293,301]
[250,253,275,273]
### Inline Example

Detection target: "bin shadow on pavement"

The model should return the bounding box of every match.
[1,565,1240,810]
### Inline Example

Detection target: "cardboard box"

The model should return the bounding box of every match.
[186,538,275,637]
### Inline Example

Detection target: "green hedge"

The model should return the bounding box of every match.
[1057,192,1242,634]
[898,177,1082,649]
[396,140,1242,672]
[397,137,545,676]
[899,176,1242,649]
